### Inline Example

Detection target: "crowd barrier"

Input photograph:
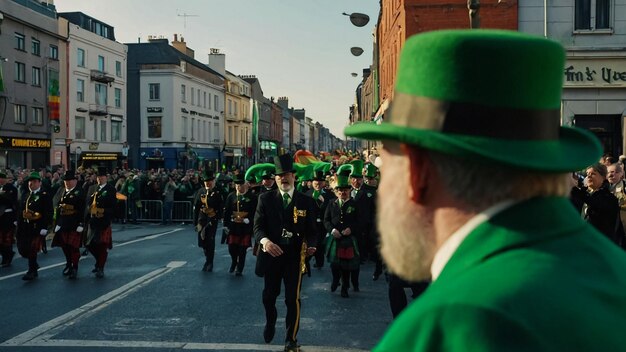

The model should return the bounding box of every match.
[128,200,193,223]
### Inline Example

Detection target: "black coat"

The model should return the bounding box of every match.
[253,189,317,277]
[56,187,86,232]
[352,186,375,234]
[305,188,335,237]
[0,182,18,228]
[324,198,360,235]
[223,190,257,235]
[193,187,223,227]
[571,184,622,245]
[85,183,117,230]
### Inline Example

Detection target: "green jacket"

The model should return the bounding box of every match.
[375,197,626,352]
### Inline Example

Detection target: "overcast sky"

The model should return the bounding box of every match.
[53,0,380,138]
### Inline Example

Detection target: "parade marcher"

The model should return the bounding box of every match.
[259,170,277,194]
[223,173,257,276]
[161,175,178,225]
[245,163,276,196]
[305,169,335,269]
[193,169,222,272]
[387,273,429,318]
[344,29,626,351]
[363,163,383,280]
[608,162,626,243]
[85,167,117,278]
[51,170,85,279]
[0,172,18,267]
[254,154,317,352]
[16,172,53,280]
[324,167,360,298]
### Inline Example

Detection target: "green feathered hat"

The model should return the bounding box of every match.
[344,29,601,172]
[349,159,364,178]
[294,163,314,182]
[334,164,352,189]
[364,163,378,178]
[313,162,332,174]
[26,171,41,181]
[245,163,276,183]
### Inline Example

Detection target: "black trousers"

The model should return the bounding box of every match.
[388,273,429,318]
[228,244,247,272]
[262,255,303,343]
[199,224,217,265]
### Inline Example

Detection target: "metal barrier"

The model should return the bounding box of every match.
[171,201,193,223]
[137,200,163,222]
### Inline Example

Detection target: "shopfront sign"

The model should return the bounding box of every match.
[80,153,119,161]
[564,58,626,88]
[0,136,51,149]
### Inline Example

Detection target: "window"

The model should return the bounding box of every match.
[214,95,219,111]
[100,120,107,141]
[77,48,85,67]
[191,118,195,140]
[234,126,239,144]
[14,104,27,124]
[149,83,160,100]
[234,102,238,117]
[32,38,40,56]
[197,89,201,107]
[98,55,105,72]
[114,88,122,108]
[115,61,122,77]
[95,83,107,105]
[111,121,121,142]
[15,62,25,82]
[49,45,58,60]
[94,120,98,140]
[32,67,41,86]
[228,126,233,144]
[181,84,186,102]
[181,116,188,139]
[32,107,43,125]
[191,87,195,105]
[148,116,162,138]
[575,0,612,30]
[228,99,232,115]
[77,79,85,102]
[213,122,219,141]
[208,93,212,109]
[15,33,25,51]
[203,92,207,108]
[75,116,85,139]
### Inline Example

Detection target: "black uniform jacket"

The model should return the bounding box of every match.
[305,188,335,235]
[18,188,53,235]
[324,198,360,235]
[0,183,18,229]
[56,187,86,232]
[193,187,223,227]
[223,190,257,235]
[253,189,317,277]
[85,183,117,230]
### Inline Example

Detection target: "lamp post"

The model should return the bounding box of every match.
[468,0,480,28]
[342,12,370,27]
[75,146,82,170]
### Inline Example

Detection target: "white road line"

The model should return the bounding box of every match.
[0,228,184,281]
[18,339,368,351]
[1,261,186,346]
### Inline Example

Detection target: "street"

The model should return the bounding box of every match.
[0,223,392,352]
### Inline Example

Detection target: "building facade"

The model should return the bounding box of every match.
[520,0,626,157]
[224,70,251,168]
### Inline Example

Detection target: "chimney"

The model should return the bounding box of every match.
[171,34,195,59]
[277,97,289,109]
[208,48,226,76]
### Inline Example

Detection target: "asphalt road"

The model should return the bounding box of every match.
[0,222,395,352]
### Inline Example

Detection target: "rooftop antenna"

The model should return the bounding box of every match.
[177,10,199,30]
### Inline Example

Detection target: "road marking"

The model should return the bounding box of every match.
[0,228,184,281]
[1,261,186,346]
[15,339,368,351]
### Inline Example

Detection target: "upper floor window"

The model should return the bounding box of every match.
[181,84,186,102]
[32,67,41,86]
[116,61,122,77]
[15,62,25,83]
[115,88,122,108]
[77,79,85,102]
[31,39,40,56]
[77,48,85,67]
[575,0,612,30]
[98,55,105,72]
[191,87,195,105]
[14,104,27,124]
[49,45,58,60]
[149,83,160,100]
[32,107,43,125]
[95,83,108,106]
[15,33,25,51]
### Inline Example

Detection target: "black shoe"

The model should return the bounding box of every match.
[284,340,300,352]
[341,289,349,298]
[263,322,275,343]
[92,266,98,273]
[330,281,339,292]
[229,262,236,273]
[69,268,78,280]
[62,265,71,276]
[95,268,104,278]
[353,286,360,292]
[1,251,15,267]
[206,263,213,272]
[373,271,382,281]
[22,271,37,281]
[235,271,242,276]
[82,249,89,257]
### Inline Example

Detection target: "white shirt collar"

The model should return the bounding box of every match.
[430,200,517,281]
[279,188,294,200]
[30,188,40,194]
[65,187,75,193]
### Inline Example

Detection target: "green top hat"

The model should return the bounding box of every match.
[274,154,295,175]
[26,171,41,181]
[313,170,326,182]
[364,163,378,178]
[349,159,364,178]
[201,170,215,181]
[245,163,276,183]
[294,163,314,182]
[344,29,601,172]
[334,164,353,189]
[233,173,245,184]
[62,170,77,181]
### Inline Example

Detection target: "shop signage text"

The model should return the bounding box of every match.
[564,59,626,88]
[0,137,51,149]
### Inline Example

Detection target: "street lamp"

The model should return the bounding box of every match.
[75,146,82,170]
[342,12,370,27]
[350,47,364,56]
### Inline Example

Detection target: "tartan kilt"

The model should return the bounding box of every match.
[16,235,41,258]
[52,231,82,249]
[0,228,16,246]
[227,233,252,247]
[86,226,112,249]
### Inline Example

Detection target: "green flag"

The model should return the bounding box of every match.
[252,101,259,162]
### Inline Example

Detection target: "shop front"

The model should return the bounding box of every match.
[0,136,51,170]
[562,56,626,158]
[138,146,220,171]
[78,152,122,170]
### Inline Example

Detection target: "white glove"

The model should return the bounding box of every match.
[39,229,48,236]
[76,226,84,232]
[13,221,17,226]
[224,227,230,235]
[54,225,61,232]
[243,218,250,224]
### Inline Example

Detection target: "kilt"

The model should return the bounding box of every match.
[86,226,112,249]
[227,233,252,247]
[17,235,41,258]
[52,231,82,249]
[0,228,16,246]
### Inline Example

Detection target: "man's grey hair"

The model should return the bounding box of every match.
[610,162,623,173]
[429,151,570,211]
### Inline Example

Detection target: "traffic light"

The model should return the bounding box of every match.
[53,125,60,133]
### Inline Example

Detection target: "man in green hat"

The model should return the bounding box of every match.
[305,170,336,269]
[344,29,626,351]
[16,172,53,280]
[0,171,18,267]
[223,172,257,275]
[348,158,375,289]
[193,169,223,272]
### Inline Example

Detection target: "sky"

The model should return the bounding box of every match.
[53,0,380,138]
